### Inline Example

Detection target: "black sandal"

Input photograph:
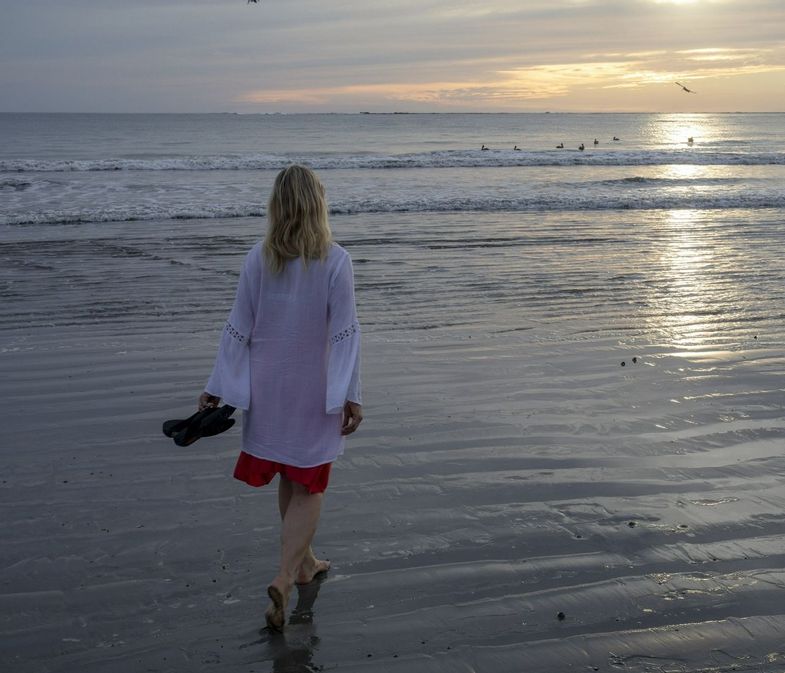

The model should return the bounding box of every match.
[162,408,207,438]
[164,405,237,447]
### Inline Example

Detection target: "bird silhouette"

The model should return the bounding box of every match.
[675,81,697,94]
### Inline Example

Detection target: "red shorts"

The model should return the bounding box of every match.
[233,451,332,494]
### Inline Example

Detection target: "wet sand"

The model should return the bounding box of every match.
[2,210,785,672]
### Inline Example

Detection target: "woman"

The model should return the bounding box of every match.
[199,165,362,630]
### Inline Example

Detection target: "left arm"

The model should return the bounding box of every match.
[326,253,362,416]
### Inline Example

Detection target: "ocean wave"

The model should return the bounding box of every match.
[0,178,33,191]
[599,176,744,187]
[5,191,785,226]
[2,149,785,173]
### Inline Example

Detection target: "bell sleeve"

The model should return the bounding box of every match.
[326,253,362,415]
[204,250,258,410]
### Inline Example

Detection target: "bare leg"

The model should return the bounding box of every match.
[277,476,330,584]
[278,475,293,520]
[296,548,331,585]
[266,481,328,629]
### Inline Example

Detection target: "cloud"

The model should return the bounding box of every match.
[237,44,785,111]
[1,0,784,111]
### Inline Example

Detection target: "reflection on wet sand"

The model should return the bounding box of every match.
[243,577,325,672]
[651,208,718,349]
[2,208,784,672]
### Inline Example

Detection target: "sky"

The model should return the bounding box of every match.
[1,0,783,113]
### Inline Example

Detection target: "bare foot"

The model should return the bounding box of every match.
[265,582,290,631]
[296,557,331,585]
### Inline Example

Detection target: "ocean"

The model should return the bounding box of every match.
[2,113,785,672]
[2,112,784,225]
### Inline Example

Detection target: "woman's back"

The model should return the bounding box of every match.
[252,242,338,350]
[237,242,359,467]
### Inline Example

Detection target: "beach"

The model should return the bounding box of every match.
[2,113,785,671]
[3,206,785,672]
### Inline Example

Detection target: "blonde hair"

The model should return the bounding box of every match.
[264,165,332,274]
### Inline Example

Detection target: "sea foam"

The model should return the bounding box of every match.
[2,149,784,173]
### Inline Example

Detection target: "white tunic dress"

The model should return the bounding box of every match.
[205,242,361,468]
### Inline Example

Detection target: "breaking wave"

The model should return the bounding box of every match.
[3,149,785,173]
[5,191,785,226]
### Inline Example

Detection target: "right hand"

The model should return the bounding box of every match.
[198,392,221,411]
[341,401,363,436]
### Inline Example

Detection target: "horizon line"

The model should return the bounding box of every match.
[2,110,784,115]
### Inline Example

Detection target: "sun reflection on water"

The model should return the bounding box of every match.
[648,114,723,149]
[659,163,703,180]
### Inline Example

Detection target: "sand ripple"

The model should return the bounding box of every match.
[1,209,784,671]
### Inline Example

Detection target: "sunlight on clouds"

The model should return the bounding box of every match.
[679,48,769,62]
[237,45,785,110]
[433,6,502,19]
[649,0,727,5]
[238,61,655,108]
[238,71,588,107]
[499,62,637,96]
[583,51,667,62]
[4,0,783,112]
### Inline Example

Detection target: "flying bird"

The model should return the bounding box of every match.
[675,81,697,94]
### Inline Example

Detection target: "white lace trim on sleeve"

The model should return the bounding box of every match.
[330,321,359,345]
[225,320,248,344]
[326,321,361,414]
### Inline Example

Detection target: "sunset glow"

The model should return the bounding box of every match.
[1,0,783,112]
